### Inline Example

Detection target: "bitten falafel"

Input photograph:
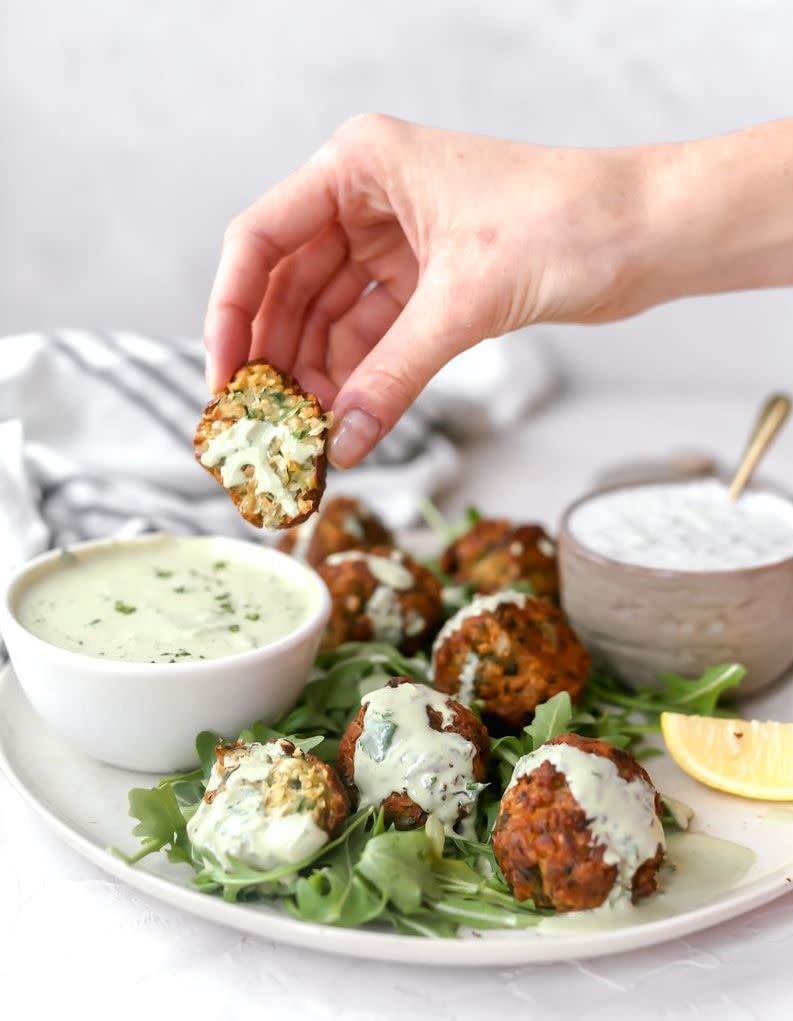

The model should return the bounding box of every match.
[431,591,590,729]
[187,738,350,870]
[278,496,393,566]
[492,733,665,911]
[317,547,443,654]
[194,361,329,529]
[440,519,559,598]
[337,677,490,835]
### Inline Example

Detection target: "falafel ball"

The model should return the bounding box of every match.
[440,519,558,598]
[432,590,590,730]
[317,547,443,654]
[187,738,349,870]
[492,733,665,911]
[337,677,490,835]
[194,361,329,530]
[278,496,393,567]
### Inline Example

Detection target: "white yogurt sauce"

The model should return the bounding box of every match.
[187,741,328,870]
[508,743,665,903]
[457,651,481,706]
[324,550,414,590]
[325,551,420,643]
[15,536,314,663]
[569,480,793,571]
[432,590,528,658]
[353,682,482,837]
[200,417,322,518]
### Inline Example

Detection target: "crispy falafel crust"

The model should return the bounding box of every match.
[440,519,559,598]
[194,360,328,530]
[278,496,393,566]
[336,677,490,830]
[317,546,443,655]
[212,739,350,838]
[492,733,665,911]
[433,596,590,730]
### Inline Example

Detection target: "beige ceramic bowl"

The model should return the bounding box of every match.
[558,485,793,696]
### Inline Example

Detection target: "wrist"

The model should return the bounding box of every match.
[634,121,793,309]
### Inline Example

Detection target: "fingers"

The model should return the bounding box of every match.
[327,283,402,386]
[249,221,348,373]
[294,261,370,375]
[204,155,337,391]
[328,274,477,468]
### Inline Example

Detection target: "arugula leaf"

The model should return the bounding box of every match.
[290,813,384,926]
[522,691,573,750]
[112,785,188,864]
[356,828,440,913]
[196,730,222,780]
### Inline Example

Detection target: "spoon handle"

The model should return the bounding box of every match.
[728,393,792,500]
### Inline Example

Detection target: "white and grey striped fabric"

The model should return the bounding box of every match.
[0,328,557,579]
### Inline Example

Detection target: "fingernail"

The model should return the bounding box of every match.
[328,409,381,468]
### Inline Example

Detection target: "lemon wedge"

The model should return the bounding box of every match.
[660,712,793,801]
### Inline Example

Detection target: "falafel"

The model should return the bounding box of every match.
[194,361,329,529]
[492,733,665,911]
[187,738,349,870]
[431,591,590,729]
[440,519,558,598]
[278,496,393,566]
[337,677,490,835]
[318,547,443,654]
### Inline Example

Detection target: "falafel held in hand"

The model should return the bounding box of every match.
[204,116,793,468]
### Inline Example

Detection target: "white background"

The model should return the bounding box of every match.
[3,0,793,390]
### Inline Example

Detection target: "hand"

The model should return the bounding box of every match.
[204,115,655,467]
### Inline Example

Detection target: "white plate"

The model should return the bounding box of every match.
[0,662,791,966]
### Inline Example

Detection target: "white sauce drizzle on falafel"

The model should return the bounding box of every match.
[200,417,323,518]
[353,682,482,837]
[457,651,481,705]
[508,743,665,902]
[324,550,414,590]
[187,740,330,870]
[325,551,420,645]
[432,589,529,658]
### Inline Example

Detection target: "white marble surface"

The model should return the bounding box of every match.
[1,391,792,1019]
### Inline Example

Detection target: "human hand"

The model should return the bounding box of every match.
[202,115,658,467]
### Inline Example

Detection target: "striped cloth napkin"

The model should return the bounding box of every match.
[0,329,557,578]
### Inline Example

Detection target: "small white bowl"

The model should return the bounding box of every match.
[0,534,331,772]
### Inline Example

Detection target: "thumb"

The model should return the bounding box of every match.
[327,275,479,469]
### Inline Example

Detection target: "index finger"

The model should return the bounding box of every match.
[204,153,338,390]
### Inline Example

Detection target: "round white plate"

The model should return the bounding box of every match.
[0,662,791,966]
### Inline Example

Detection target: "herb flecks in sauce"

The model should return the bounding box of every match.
[15,537,315,663]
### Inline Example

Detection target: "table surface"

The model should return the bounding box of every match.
[2,390,792,1019]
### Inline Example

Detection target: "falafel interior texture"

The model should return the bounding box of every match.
[194,361,329,529]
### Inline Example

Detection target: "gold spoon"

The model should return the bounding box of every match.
[728,393,792,500]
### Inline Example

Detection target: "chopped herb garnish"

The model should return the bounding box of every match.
[214,592,231,601]
[175,650,191,658]
[155,569,173,578]
[228,624,240,633]
[245,612,260,621]
[218,601,234,614]
[173,586,187,594]
[114,600,136,615]
[213,561,228,570]
[88,618,101,626]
